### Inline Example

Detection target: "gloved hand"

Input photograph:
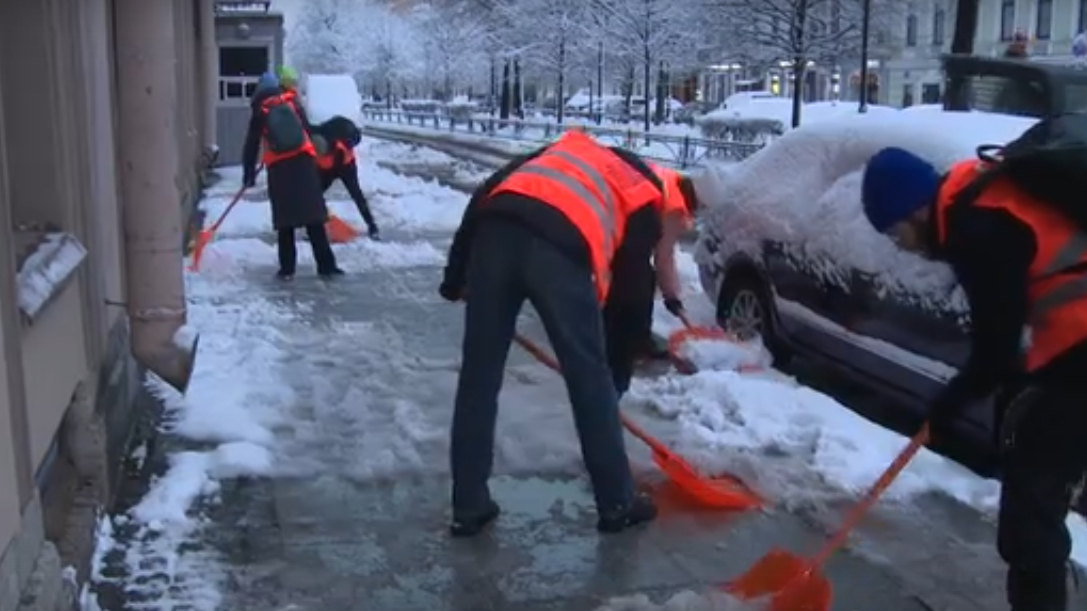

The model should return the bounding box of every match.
[438,281,463,303]
[242,169,257,188]
[663,296,685,318]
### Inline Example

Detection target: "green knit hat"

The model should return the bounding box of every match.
[277,65,299,88]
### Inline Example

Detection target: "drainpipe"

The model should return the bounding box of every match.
[114,0,199,394]
[199,0,218,162]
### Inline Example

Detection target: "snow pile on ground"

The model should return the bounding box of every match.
[676,337,772,372]
[692,110,1038,311]
[626,366,999,511]
[597,590,754,611]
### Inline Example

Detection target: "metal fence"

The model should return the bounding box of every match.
[360,109,764,169]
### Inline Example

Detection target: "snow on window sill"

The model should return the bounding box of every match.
[14,230,88,323]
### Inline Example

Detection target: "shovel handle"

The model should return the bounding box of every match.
[209,165,263,232]
[811,424,930,567]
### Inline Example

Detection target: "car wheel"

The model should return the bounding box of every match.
[718,271,792,367]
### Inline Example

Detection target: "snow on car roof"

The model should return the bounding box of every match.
[692,110,1038,311]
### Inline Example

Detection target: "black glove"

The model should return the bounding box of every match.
[242,170,256,188]
[438,281,463,303]
[663,296,685,318]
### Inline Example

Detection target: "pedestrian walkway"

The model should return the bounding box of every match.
[83,142,1073,611]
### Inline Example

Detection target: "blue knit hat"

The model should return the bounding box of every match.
[861,147,942,233]
[257,71,279,90]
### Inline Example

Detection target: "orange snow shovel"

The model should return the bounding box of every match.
[326,213,360,243]
[725,424,930,611]
[189,183,250,272]
[512,331,762,511]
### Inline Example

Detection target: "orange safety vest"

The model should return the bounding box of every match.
[935,160,1087,371]
[260,90,316,165]
[491,131,666,301]
[648,163,694,228]
[316,140,356,171]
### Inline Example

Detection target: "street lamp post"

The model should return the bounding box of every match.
[597,41,604,124]
[858,0,872,112]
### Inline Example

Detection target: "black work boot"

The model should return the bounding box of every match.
[450,500,500,538]
[597,492,658,533]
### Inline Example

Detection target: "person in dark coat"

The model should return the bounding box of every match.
[311,116,381,239]
[861,147,1087,611]
[242,72,343,280]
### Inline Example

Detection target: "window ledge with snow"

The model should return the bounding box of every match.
[15,230,87,323]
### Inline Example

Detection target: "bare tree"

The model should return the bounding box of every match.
[496,0,588,122]
[286,0,372,75]
[593,0,702,132]
[413,1,489,100]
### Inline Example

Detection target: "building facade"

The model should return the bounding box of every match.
[880,0,1087,107]
[0,1,217,609]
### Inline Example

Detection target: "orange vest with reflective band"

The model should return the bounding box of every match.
[491,131,665,301]
[260,91,316,165]
[316,141,356,171]
[935,160,1087,371]
[649,163,694,229]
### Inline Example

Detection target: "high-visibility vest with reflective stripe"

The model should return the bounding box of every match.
[935,160,1087,371]
[316,141,356,171]
[649,163,694,229]
[491,131,664,301]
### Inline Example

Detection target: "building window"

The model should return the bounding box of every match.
[1036,0,1053,40]
[922,83,941,104]
[1080,0,1087,34]
[906,14,918,46]
[1000,0,1016,41]
[932,7,945,45]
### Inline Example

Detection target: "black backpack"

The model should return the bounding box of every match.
[957,114,1087,230]
[262,94,308,154]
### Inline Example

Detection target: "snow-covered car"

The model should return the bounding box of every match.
[692,110,1039,464]
[303,74,362,126]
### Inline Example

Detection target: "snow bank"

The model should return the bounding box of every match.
[304,73,362,126]
[627,366,1000,511]
[693,111,1038,311]
[597,590,752,610]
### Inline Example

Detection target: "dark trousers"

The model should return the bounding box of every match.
[276,224,337,274]
[450,219,636,516]
[996,383,1087,610]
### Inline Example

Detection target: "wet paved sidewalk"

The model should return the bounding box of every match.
[92,154,1084,611]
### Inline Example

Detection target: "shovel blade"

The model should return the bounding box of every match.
[654,452,761,510]
[724,549,813,599]
[189,230,213,272]
[326,215,360,243]
[768,572,832,611]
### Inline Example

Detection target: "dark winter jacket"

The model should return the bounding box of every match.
[242,87,327,230]
[927,195,1087,418]
[441,143,665,391]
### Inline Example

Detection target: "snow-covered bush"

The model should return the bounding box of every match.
[692,111,1038,313]
[697,115,783,142]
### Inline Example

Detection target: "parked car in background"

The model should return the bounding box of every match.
[692,107,1079,500]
